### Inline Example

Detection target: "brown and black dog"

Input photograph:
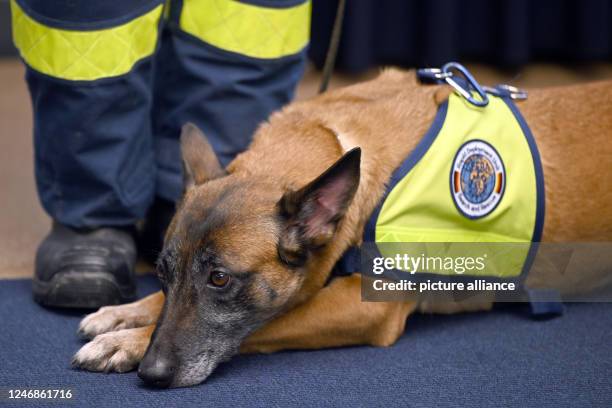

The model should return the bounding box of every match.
[72,70,612,388]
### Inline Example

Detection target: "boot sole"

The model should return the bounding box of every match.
[33,271,136,309]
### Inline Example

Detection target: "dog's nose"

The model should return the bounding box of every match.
[138,354,176,388]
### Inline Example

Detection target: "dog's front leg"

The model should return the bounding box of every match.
[73,291,164,373]
[72,325,155,373]
[241,274,417,354]
[77,290,164,339]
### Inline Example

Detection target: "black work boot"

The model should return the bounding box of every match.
[33,222,137,309]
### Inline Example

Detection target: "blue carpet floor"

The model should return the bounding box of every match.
[0,276,610,408]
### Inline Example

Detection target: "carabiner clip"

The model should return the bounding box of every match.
[442,62,489,107]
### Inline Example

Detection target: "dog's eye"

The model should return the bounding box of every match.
[209,270,231,288]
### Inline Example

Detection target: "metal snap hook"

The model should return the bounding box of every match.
[498,84,528,100]
[442,62,489,107]
[483,84,529,100]
[417,68,453,84]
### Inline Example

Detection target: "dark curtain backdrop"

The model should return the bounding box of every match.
[309,0,612,73]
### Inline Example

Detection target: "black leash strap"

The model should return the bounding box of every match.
[318,0,347,94]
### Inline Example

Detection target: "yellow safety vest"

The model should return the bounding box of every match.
[354,90,545,281]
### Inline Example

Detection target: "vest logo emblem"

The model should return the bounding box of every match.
[451,140,505,219]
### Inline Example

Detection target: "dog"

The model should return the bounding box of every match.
[72,69,612,388]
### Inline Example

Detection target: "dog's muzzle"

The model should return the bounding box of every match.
[138,352,177,388]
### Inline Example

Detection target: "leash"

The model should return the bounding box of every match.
[318,0,347,94]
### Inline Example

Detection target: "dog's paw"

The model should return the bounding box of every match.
[72,326,153,373]
[78,304,154,340]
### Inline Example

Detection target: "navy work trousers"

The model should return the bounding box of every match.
[12,0,309,227]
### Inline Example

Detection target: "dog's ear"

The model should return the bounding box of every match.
[180,123,226,189]
[277,148,361,266]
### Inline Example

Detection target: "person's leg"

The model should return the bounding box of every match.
[11,0,165,307]
[140,0,311,258]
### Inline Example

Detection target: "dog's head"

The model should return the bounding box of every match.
[138,123,360,388]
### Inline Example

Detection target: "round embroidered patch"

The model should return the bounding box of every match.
[451,140,505,219]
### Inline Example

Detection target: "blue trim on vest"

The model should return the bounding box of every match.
[500,96,546,279]
[501,95,560,316]
[335,101,448,275]
[333,101,449,275]
[501,96,546,244]
[364,101,449,243]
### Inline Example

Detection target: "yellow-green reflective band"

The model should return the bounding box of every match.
[180,0,311,59]
[11,1,163,81]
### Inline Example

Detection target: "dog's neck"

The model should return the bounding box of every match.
[321,124,359,153]
[229,70,440,305]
